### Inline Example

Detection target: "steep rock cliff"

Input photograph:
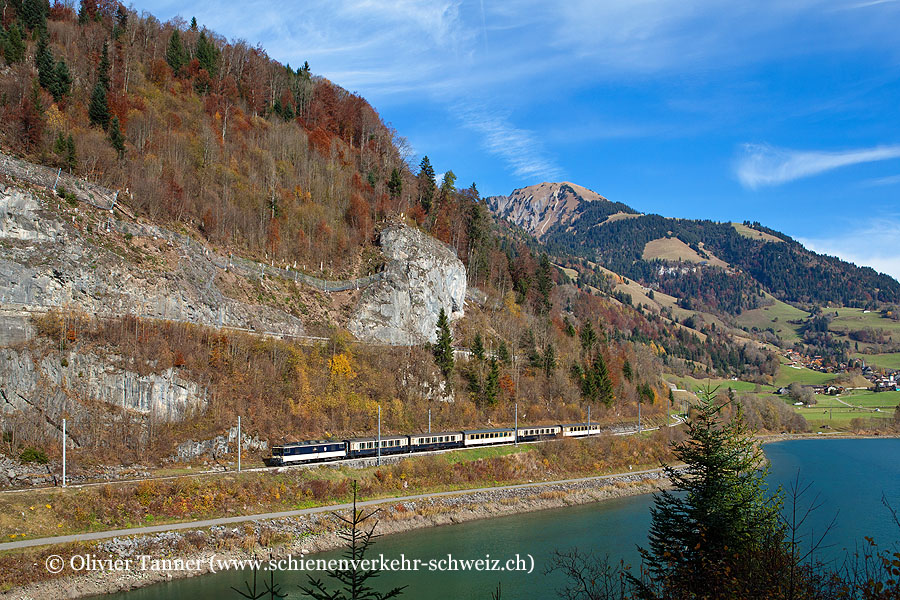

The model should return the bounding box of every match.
[0,183,306,345]
[0,347,208,426]
[349,225,466,345]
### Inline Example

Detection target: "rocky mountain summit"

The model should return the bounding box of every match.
[486,181,635,239]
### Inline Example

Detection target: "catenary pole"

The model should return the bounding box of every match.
[62,418,66,487]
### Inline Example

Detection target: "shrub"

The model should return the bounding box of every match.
[19,447,49,464]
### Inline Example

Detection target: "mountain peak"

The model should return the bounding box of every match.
[486,181,635,239]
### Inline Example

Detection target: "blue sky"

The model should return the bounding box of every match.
[140,0,900,280]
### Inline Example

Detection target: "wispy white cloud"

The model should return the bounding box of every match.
[735,143,900,188]
[798,218,900,281]
[456,103,564,181]
[835,0,900,10]
[862,174,900,186]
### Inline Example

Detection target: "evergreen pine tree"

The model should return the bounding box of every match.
[109,116,125,158]
[3,22,26,64]
[471,333,485,362]
[542,343,557,377]
[51,60,71,102]
[535,254,553,314]
[574,352,614,405]
[563,316,576,337]
[592,353,614,406]
[497,339,510,365]
[97,41,110,91]
[77,0,99,24]
[20,0,48,32]
[88,81,109,129]
[298,482,406,600]
[196,31,219,78]
[272,97,283,119]
[190,16,198,31]
[417,155,436,212]
[439,170,456,201]
[165,29,187,75]
[387,168,402,199]
[580,321,597,358]
[638,387,783,598]
[279,98,294,120]
[575,363,594,400]
[34,30,56,93]
[65,134,77,170]
[622,359,633,382]
[432,308,454,382]
[53,130,66,155]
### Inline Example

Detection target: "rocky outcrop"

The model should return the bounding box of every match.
[175,425,268,462]
[0,347,208,423]
[0,183,306,342]
[348,225,466,345]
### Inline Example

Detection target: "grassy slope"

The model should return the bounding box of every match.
[734,295,808,344]
[664,374,771,394]
[731,223,784,244]
[773,360,836,387]
[830,308,900,332]
[853,352,900,370]
[642,237,704,263]
[793,391,898,429]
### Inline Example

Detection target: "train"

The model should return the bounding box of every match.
[265,422,604,466]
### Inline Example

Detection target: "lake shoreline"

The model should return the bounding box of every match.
[2,470,672,600]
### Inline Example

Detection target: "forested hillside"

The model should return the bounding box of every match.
[0,0,412,277]
[516,190,900,312]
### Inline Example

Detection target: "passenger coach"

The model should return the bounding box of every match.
[409,431,464,452]
[517,425,561,442]
[346,435,408,458]
[561,423,603,437]
[462,428,516,447]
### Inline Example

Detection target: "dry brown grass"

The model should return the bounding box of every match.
[642,237,729,268]
[732,223,784,244]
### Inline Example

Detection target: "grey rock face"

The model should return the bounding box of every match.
[0,188,65,242]
[0,183,306,340]
[175,425,268,461]
[0,347,207,422]
[349,225,466,345]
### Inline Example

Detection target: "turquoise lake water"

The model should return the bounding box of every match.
[94,438,900,600]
